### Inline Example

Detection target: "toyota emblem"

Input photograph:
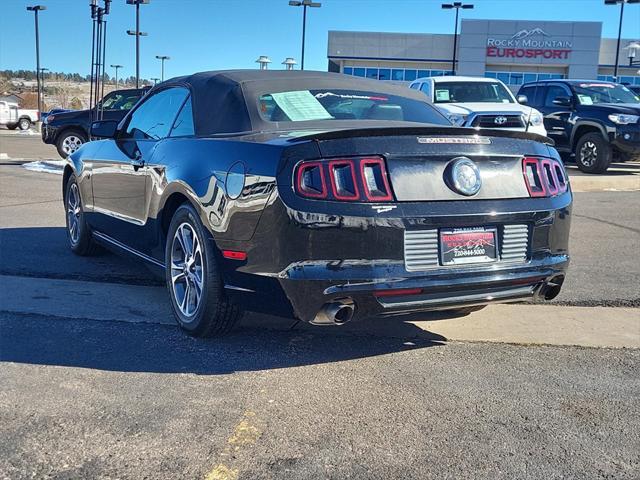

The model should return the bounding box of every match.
[494,115,508,125]
[447,157,482,196]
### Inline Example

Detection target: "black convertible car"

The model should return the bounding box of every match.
[64,70,572,337]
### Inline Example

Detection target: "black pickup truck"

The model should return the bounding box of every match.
[42,87,149,158]
[518,80,640,173]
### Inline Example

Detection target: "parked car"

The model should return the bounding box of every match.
[42,87,149,158]
[409,76,547,136]
[0,101,39,130]
[41,107,72,123]
[518,80,640,173]
[64,70,571,337]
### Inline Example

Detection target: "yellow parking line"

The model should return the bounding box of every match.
[204,410,262,480]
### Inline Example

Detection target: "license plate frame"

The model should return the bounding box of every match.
[439,227,498,266]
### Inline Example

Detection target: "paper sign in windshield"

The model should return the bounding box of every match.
[577,94,593,105]
[435,89,450,101]
[271,91,334,121]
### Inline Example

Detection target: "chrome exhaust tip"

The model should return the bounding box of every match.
[310,298,355,326]
[540,275,565,301]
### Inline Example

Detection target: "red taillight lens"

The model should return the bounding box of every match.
[522,157,568,198]
[295,156,394,202]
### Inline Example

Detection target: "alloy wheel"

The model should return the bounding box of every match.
[170,222,204,318]
[62,135,83,155]
[67,183,82,245]
[579,141,597,167]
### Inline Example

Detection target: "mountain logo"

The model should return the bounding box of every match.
[511,28,550,40]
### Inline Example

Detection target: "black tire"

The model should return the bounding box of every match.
[56,129,87,159]
[165,203,243,337]
[6,123,17,130]
[575,132,611,174]
[64,175,99,256]
[18,118,31,130]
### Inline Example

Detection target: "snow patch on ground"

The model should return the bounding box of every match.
[18,129,40,136]
[22,160,65,175]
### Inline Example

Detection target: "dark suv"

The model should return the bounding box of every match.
[42,87,149,158]
[517,80,640,173]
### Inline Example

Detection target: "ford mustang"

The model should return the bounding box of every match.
[63,70,572,337]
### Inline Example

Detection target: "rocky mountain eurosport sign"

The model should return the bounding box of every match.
[486,28,572,60]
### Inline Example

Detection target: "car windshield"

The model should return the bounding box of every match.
[100,92,143,111]
[257,89,449,125]
[432,82,514,104]
[573,83,640,105]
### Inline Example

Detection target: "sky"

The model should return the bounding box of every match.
[1,0,639,82]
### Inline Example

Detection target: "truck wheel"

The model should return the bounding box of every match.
[575,132,611,174]
[6,123,17,130]
[165,203,243,337]
[56,129,87,158]
[65,175,99,256]
[18,118,31,130]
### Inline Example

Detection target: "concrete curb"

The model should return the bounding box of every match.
[1,274,638,349]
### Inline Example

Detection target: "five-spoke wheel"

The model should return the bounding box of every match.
[170,223,204,318]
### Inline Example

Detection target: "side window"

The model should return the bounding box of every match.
[544,85,570,107]
[169,96,195,137]
[409,83,420,90]
[519,86,538,106]
[124,87,189,140]
[419,82,432,98]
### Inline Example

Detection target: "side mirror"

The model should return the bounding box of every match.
[90,120,118,138]
[552,96,572,107]
[517,94,528,105]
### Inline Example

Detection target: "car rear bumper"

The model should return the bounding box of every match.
[220,193,572,323]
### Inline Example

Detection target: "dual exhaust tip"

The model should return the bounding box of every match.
[311,298,355,326]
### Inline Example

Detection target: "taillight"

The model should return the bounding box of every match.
[295,156,394,202]
[522,157,568,198]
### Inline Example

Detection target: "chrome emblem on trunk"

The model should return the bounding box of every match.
[494,116,508,125]
[448,157,481,196]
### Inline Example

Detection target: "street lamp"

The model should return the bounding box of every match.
[256,56,272,70]
[126,0,150,88]
[282,57,297,70]
[604,0,640,80]
[110,64,123,86]
[151,77,160,85]
[26,5,46,121]
[155,55,170,82]
[441,2,474,75]
[288,0,321,70]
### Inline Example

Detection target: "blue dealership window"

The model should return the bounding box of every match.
[366,68,379,79]
[496,72,510,84]
[404,69,417,81]
[431,70,445,77]
[619,76,634,84]
[391,69,405,81]
[524,73,537,83]
[510,73,524,85]
[343,67,353,75]
[484,71,497,78]
[378,68,391,81]
[418,70,430,78]
[353,68,365,78]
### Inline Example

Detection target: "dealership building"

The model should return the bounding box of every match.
[327,19,640,89]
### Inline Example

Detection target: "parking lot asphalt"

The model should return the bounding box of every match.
[1,133,639,479]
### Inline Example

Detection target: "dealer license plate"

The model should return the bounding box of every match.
[440,227,498,266]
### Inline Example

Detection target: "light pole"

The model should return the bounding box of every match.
[126,0,150,88]
[110,64,123,87]
[605,0,640,81]
[288,0,321,70]
[155,55,170,82]
[441,2,474,75]
[26,5,46,121]
[39,67,49,105]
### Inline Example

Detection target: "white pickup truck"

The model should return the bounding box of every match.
[409,76,547,137]
[0,101,39,130]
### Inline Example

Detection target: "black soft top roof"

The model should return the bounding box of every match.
[160,70,435,136]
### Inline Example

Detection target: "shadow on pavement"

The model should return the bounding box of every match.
[0,313,446,375]
[0,227,160,285]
